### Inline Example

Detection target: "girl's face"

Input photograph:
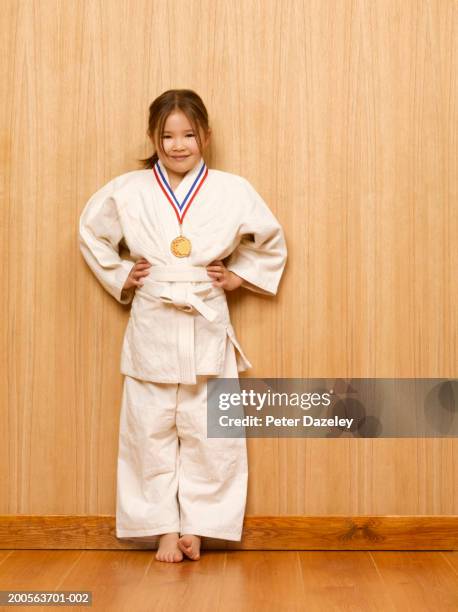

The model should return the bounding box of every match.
[153,110,210,179]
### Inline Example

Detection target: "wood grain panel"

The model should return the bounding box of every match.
[0,0,456,521]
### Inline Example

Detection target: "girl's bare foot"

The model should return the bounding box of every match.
[155,532,183,563]
[177,534,201,560]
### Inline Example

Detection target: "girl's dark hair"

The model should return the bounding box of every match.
[138,89,210,169]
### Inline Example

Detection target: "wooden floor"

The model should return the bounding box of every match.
[1,549,458,611]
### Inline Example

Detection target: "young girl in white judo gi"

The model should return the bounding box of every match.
[79,89,287,562]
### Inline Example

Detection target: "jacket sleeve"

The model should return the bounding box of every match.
[79,179,136,305]
[225,178,287,296]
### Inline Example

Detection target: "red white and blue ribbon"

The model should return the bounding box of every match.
[153,159,208,225]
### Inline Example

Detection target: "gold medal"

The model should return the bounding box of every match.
[153,158,208,259]
[171,235,192,257]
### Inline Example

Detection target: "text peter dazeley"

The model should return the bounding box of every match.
[219,415,354,429]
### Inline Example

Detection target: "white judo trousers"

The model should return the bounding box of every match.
[115,331,248,542]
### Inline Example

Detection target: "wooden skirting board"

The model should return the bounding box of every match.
[0,516,457,550]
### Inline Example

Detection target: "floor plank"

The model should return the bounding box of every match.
[370,552,458,611]
[219,551,305,612]
[0,550,83,589]
[0,550,457,611]
[297,551,394,611]
[58,549,225,611]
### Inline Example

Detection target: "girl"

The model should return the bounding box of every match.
[79,89,287,563]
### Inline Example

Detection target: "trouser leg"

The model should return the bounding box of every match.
[176,337,248,541]
[116,375,180,538]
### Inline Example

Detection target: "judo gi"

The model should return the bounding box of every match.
[78,156,287,540]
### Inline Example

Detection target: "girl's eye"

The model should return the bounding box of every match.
[161,134,195,139]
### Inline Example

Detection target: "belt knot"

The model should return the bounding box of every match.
[156,284,218,321]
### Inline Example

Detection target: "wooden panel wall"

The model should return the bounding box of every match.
[1,0,456,518]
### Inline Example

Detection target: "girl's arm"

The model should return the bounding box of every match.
[224,178,288,296]
[79,180,136,304]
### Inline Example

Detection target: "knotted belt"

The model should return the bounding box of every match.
[135,265,223,322]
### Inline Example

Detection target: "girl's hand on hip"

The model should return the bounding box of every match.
[122,258,151,291]
[206,260,243,291]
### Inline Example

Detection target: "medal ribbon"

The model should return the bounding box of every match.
[153,159,208,226]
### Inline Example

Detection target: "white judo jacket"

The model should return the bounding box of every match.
[79,157,287,384]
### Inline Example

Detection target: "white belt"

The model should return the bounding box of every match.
[136,265,222,322]
[147,265,212,282]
